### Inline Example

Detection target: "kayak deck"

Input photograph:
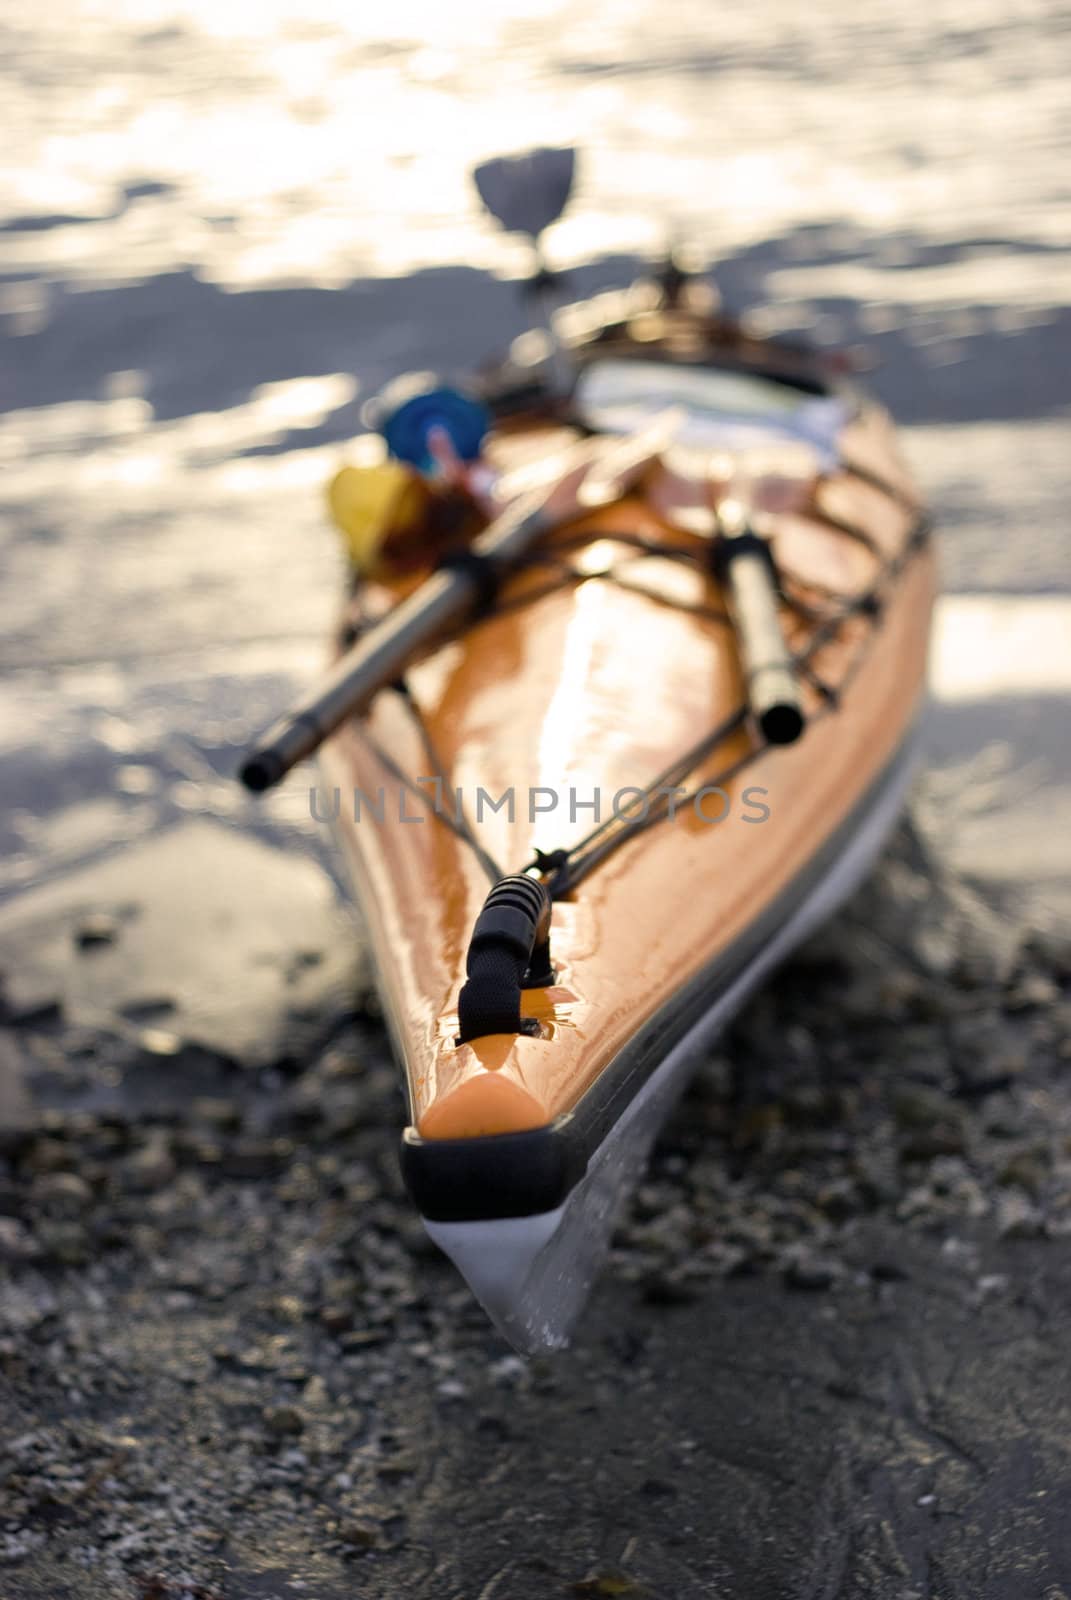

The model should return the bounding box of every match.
[320,407,934,1147]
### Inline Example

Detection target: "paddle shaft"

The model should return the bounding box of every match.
[715,500,805,747]
[240,486,561,793]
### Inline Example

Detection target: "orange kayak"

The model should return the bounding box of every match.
[260,279,935,1349]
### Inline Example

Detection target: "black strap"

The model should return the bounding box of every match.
[437,547,501,611]
[710,525,780,584]
[456,876,553,1043]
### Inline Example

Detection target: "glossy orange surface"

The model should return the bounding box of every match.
[320,395,935,1140]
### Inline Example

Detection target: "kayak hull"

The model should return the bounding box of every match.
[312,294,936,1346]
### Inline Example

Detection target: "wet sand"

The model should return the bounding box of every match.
[2,817,1071,1598]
